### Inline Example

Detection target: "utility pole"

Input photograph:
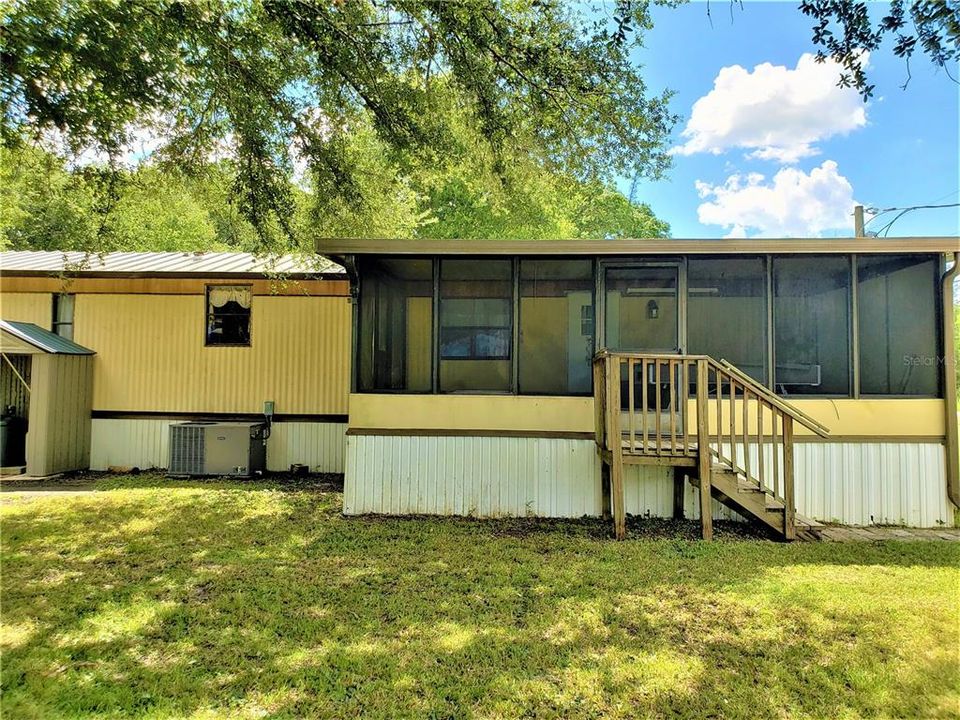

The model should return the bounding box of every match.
[854,205,865,237]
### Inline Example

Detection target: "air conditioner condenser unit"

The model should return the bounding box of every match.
[168,421,267,477]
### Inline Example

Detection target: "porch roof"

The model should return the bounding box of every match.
[0,321,95,355]
[316,236,959,257]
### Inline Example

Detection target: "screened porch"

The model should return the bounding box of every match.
[352,252,944,400]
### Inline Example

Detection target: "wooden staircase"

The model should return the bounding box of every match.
[593,351,830,541]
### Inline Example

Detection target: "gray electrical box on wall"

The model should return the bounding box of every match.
[168,421,267,477]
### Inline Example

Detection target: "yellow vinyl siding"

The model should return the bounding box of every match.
[350,393,945,439]
[0,292,52,328]
[677,398,945,438]
[25,354,94,476]
[75,294,350,414]
[350,394,595,433]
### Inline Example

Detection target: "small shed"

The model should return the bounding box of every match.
[0,320,95,476]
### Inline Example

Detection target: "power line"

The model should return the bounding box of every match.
[865,202,960,237]
[864,200,959,224]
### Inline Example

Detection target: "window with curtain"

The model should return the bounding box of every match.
[773,256,851,395]
[857,254,940,396]
[357,258,434,392]
[687,256,767,385]
[519,259,594,395]
[206,285,252,346]
[439,259,513,392]
[52,293,75,340]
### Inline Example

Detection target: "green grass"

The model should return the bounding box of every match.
[2,475,958,719]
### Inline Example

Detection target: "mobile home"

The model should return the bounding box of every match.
[0,251,352,474]
[1,240,957,540]
[321,237,959,539]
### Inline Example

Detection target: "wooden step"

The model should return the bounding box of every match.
[702,467,787,537]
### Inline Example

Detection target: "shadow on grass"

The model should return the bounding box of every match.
[2,483,958,718]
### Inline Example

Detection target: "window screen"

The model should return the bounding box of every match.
[773,256,851,395]
[519,259,594,394]
[687,257,767,384]
[206,285,251,346]
[857,254,940,396]
[357,258,433,392]
[439,259,513,392]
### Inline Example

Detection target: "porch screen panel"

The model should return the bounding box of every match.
[773,255,851,396]
[357,258,433,392]
[519,259,594,395]
[439,259,513,392]
[687,256,767,384]
[857,254,940,396]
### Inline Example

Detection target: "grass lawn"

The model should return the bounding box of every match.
[2,475,958,719]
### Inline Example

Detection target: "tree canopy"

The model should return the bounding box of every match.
[0,141,668,253]
[2,0,675,250]
[798,1,959,99]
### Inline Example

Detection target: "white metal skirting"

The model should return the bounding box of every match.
[345,435,954,527]
[89,419,347,473]
[622,465,743,521]
[344,435,602,517]
[795,442,951,527]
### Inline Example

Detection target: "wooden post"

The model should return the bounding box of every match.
[593,357,605,449]
[601,461,611,520]
[854,204,865,237]
[782,415,796,540]
[696,359,713,541]
[673,467,686,519]
[607,356,626,540]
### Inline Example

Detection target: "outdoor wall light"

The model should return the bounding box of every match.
[647,299,659,319]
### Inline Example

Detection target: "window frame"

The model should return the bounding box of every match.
[855,253,943,399]
[356,256,436,394]
[517,257,596,397]
[771,254,854,398]
[204,284,253,348]
[437,256,516,395]
[52,293,75,339]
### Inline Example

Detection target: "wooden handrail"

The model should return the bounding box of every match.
[592,350,829,541]
[713,359,830,437]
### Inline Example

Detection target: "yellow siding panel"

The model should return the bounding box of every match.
[352,393,944,438]
[349,394,595,433]
[26,354,93,475]
[789,398,945,437]
[681,398,945,438]
[75,294,350,414]
[0,292,51,328]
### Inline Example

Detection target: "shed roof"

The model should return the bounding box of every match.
[316,236,960,256]
[0,321,95,355]
[0,251,344,278]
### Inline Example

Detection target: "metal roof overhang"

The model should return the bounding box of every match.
[316,236,960,258]
[0,321,95,355]
[0,251,345,278]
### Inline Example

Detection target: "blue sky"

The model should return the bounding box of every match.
[616,1,960,239]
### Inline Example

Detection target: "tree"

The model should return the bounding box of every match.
[1,139,669,253]
[2,0,675,249]
[798,1,959,99]
[303,91,669,242]
[0,145,260,251]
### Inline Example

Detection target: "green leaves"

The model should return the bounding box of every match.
[800,0,960,99]
[2,0,676,249]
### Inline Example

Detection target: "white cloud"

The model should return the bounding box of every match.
[673,53,867,163]
[696,160,857,237]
